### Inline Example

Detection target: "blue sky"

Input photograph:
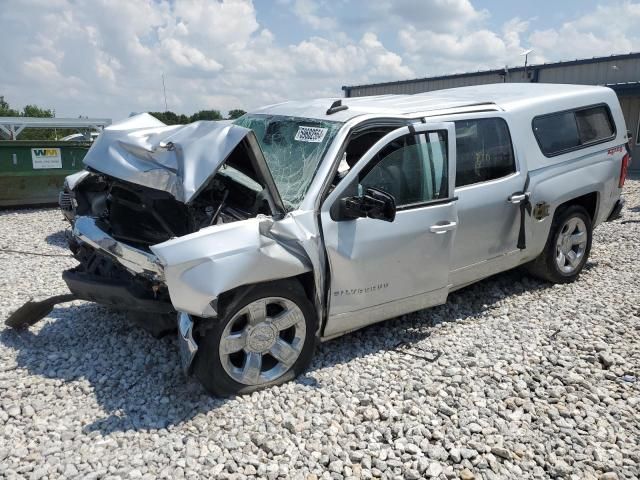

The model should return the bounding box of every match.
[1,0,639,119]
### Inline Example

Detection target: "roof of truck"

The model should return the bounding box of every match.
[251,83,614,122]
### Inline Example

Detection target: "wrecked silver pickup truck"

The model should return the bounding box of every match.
[7,84,628,396]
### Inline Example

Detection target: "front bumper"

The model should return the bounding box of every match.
[72,216,164,281]
[65,215,172,313]
[63,268,174,314]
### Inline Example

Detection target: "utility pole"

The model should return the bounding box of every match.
[162,73,168,112]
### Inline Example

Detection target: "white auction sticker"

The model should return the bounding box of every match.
[31,148,63,169]
[294,126,328,143]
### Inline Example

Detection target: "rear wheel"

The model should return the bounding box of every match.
[193,280,317,396]
[525,205,592,283]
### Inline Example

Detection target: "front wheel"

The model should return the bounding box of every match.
[525,205,593,283]
[193,280,317,396]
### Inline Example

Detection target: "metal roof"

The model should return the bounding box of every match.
[0,116,111,140]
[342,52,640,92]
[252,83,611,121]
[605,81,640,93]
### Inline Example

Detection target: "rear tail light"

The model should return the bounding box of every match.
[619,153,630,188]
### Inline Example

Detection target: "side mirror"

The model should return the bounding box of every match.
[338,187,396,222]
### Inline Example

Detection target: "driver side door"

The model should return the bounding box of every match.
[320,122,458,338]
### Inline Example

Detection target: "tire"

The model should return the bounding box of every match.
[193,279,317,396]
[525,205,593,284]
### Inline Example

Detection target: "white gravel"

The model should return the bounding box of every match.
[1,181,639,480]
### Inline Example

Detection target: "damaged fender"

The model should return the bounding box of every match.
[150,216,313,318]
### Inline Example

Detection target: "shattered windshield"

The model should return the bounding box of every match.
[234,114,342,208]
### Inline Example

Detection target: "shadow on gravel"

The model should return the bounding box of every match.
[582,260,599,271]
[1,267,557,434]
[44,229,69,248]
[0,303,223,434]
[317,268,554,369]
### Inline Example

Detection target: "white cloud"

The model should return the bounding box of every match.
[0,0,415,117]
[398,24,518,75]
[160,38,223,73]
[292,0,338,30]
[290,32,413,83]
[388,0,488,32]
[528,3,640,62]
[340,0,488,35]
[2,1,640,120]
[502,18,529,52]
[396,2,640,77]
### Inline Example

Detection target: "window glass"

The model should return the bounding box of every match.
[575,106,614,143]
[360,131,448,207]
[533,105,615,156]
[454,118,516,187]
[533,112,581,157]
[234,114,342,209]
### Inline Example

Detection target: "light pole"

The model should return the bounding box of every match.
[520,49,533,81]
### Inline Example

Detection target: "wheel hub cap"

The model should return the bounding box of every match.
[246,323,278,353]
[555,216,587,274]
[218,297,306,386]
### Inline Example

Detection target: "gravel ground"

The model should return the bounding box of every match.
[1,181,639,480]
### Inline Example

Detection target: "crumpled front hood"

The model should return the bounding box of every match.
[83,113,253,203]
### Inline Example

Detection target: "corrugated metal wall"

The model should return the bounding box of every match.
[346,72,507,97]
[344,54,640,97]
[538,57,640,84]
[618,95,640,170]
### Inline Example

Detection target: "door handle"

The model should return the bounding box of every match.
[429,221,457,234]
[508,193,527,204]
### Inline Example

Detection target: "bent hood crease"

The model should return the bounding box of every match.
[82,113,253,203]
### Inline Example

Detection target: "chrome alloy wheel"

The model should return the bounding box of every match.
[218,297,306,386]
[555,216,588,274]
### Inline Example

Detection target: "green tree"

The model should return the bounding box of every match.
[19,104,57,139]
[22,104,54,118]
[0,96,20,116]
[228,109,246,119]
[150,110,225,124]
[149,111,182,125]
[189,110,223,122]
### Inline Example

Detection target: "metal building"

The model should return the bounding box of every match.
[343,52,640,171]
[0,116,111,140]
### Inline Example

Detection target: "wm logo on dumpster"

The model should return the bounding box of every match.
[31,147,62,169]
[32,148,60,157]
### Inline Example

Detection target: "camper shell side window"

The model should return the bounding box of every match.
[532,104,616,157]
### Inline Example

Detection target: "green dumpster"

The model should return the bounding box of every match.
[0,141,90,207]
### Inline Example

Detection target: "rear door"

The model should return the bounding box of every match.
[320,122,457,337]
[446,116,524,286]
